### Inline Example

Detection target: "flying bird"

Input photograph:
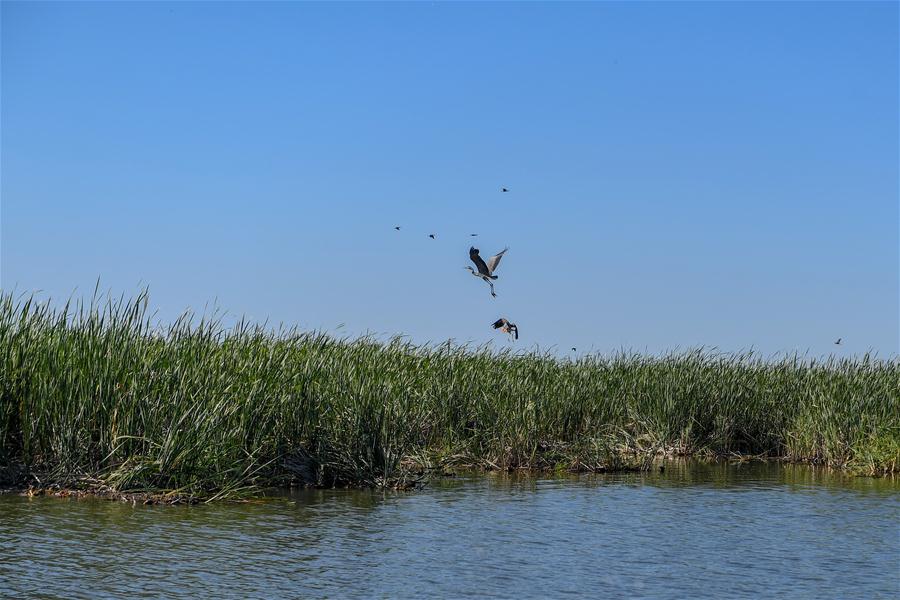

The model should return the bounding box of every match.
[470,233,478,237]
[835,338,842,345]
[429,234,435,239]
[501,187,509,192]
[465,246,508,298]
[492,318,518,341]
[394,226,401,230]
[571,347,576,352]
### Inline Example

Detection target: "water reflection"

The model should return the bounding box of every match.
[2,462,898,599]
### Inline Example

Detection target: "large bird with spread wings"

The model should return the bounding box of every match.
[466,246,508,298]
[492,318,518,340]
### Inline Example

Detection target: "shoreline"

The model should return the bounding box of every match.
[3,453,890,505]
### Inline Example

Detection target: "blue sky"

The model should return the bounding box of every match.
[2,1,897,356]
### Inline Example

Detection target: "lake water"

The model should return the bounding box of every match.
[2,462,898,599]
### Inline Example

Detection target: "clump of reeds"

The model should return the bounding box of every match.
[0,291,896,501]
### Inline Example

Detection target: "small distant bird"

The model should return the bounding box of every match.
[465,246,508,298]
[470,233,478,237]
[835,338,842,345]
[501,187,509,193]
[394,226,401,230]
[429,234,435,239]
[492,318,518,340]
[571,347,576,352]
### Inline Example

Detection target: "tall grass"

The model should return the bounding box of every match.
[1,291,897,500]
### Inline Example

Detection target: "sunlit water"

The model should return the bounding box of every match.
[2,462,898,599]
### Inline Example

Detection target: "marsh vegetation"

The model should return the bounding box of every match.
[1,292,896,501]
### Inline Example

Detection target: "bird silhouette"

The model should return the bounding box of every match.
[492,318,518,340]
[394,226,401,231]
[470,233,478,237]
[501,187,509,192]
[429,234,435,239]
[465,246,508,298]
[835,338,842,345]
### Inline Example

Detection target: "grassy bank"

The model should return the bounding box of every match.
[1,291,897,501]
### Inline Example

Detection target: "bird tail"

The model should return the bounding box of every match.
[490,275,498,280]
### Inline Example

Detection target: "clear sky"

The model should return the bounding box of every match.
[2,1,898,357]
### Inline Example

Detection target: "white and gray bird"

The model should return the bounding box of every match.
[465,246,508,298]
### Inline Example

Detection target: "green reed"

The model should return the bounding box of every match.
[0,291,897,500]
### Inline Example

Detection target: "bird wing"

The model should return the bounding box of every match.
[470,247,490,276]
[485,248,508,273]
[492,318,507,329]
[511,324,518,339]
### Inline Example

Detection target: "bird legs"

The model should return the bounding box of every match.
[466,266,498,298]
[484,277,496,298]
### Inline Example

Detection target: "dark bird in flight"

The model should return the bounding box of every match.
[571,347,576,352]
[465,246,508,298]
[429,234,435,239]
[394,226,401,230]
[835,338,842,345]
[492,318,518,340]
[470,233,478,237]
[501,187,509,192]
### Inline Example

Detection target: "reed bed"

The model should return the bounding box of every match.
[0,291,897,501]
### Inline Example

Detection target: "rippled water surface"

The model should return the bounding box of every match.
[2,462,898,599]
